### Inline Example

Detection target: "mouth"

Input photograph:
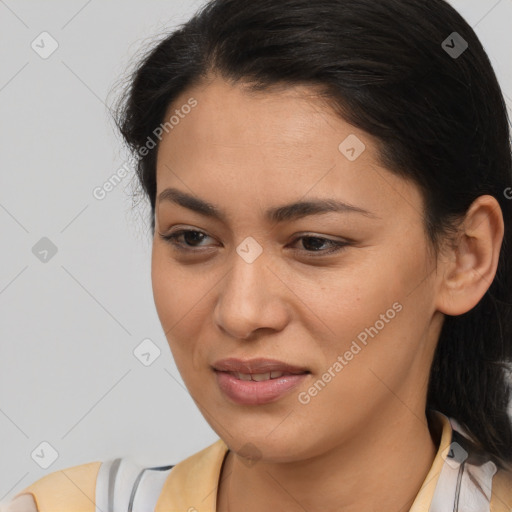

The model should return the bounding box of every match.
[212,357,310,375]
[212,358,311,405]
[222,370,306,382]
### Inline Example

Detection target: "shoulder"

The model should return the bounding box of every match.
[491,466,512,512]
[0,441,226,512]
[2,456,178,512]
[7,460,102,512]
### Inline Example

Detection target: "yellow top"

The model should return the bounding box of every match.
[4,412,512,512]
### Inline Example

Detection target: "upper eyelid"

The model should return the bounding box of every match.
[163,227,345,241]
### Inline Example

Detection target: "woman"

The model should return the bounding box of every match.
[2,0,512,510]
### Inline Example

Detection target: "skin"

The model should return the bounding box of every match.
[151,75,504,512]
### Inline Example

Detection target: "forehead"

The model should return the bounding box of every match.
[156,77,372,183]
[154,76,422,223]
[159,77,350,152]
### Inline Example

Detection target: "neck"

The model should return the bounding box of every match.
[218,407,439,512]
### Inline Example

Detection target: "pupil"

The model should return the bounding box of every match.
[185,232,204,245]
[303,237,324,251]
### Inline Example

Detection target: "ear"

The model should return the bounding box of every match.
[435,195,504,316]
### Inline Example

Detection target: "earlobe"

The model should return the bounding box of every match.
[435,195,504,316]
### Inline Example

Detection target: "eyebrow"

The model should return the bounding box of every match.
[157,187,378,224]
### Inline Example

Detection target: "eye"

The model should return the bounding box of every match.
[289,235,349,256]
[158,229,349,256]
[158,229,215,251]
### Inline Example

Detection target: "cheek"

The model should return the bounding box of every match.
[150,247,215,372]
[298,244,432,368]
[151,246,206,325]
[151,251,180,328]
[293,284,430,432]
[151,250,193,351]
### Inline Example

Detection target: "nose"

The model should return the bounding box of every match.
[213,249,290,340]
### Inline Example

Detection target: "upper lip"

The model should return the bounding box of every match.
[212,357,309,374]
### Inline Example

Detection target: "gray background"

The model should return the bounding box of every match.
[1,0,511,502]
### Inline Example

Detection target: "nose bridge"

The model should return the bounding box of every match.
[214,245,288,339]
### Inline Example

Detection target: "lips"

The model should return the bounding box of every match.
[212,357,309,375]
[212,358,310,405]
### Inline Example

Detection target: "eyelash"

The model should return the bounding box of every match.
[158,229,349,256]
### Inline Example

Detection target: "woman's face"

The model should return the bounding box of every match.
[151,76,445,462]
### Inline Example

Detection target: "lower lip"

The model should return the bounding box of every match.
[214,371,309,405]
